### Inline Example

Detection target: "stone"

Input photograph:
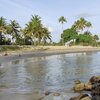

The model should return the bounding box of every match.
[45,91,51,96]
[89,76,100,84]
[52,92,60,96]
[70,93,91,100]
[74,83,85,92]
[80,97,91,100]
[75,80,81,84]
[84,82,92,90]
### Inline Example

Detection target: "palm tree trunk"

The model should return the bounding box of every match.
[62,24,64,45]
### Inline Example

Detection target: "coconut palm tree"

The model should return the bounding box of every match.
[72,17,92,33]
[9,20,21,43]
[42,27,52,45]
[59,16,67,31]
[25,15,42,45]
[59,16,67,45]
[0,16,7,44]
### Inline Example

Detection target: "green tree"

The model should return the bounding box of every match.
[84,31,92,35]
[61,28,78,44]
[59,16,67,31]
[59,16,67,45]
[93,35,99,41]
[0,16,7,44]
[72,17,92,33]
[25,15,42,45]
[76,34,93,45]
[42,27,52,45]
[8,20,21,44]
[25,15,52,46]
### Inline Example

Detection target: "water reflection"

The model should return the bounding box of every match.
[0,52,100,99]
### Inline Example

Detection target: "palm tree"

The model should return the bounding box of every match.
[59,16,67,45]
[59,16,67,31]
[42,27,52,45]
[0,16,7,44]
[9,20,21,43]
[72,17,92,33]
[25,15,42,45]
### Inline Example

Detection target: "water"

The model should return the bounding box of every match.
[0,52,100,100]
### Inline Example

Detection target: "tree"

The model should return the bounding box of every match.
[76,34,93,45]
[8,20,21,44]
[59,16,67,45]
[84,31,92,36]
[42,27,52,45]
[25,15,51,46]
[59,16,67,31]
[93,35,99,41]
[0,16,7,44]
[61,28,78,44]
[72,17,92,33]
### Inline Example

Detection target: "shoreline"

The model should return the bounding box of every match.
[0,46,100,63]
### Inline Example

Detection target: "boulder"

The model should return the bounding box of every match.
[74,83,85,92]
[70,93,91,100]
[80,97,91,100]
[84,82,92,91]
[89,76,100,84]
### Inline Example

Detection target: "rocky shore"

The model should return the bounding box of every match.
[37,76,100,100]
[69,76,100,100]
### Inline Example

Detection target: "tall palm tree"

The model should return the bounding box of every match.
[59,16,67,45]
[9,20,21,43]
[59,16,67,31]
[72,17,92,33]
[25,15,43,45]
[0,16,7,44]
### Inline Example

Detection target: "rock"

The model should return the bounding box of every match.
[75,80,81,84]
[84,82,92,91]
[70,93,91,100]
[80,97,91,100]
[74,83,85,92]
[91,83,100,96]
[89,76,100,84]
[4,53,8,56]
[45,91,52,96]
[52,92,60,96]
[92,95,100,100]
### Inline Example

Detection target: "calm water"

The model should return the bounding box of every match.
[0,52,100,100]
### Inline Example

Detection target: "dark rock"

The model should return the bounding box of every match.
[90,76,100,84]
[44,91,51,96]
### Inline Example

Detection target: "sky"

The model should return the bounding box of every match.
[0,0,100,42]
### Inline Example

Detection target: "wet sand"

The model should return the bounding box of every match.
[0,46,100,63]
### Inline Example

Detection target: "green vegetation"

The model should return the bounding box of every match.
[0,15,51,46]
[58,16,67,45]
[0,15,100,47]
[61,17,100,46]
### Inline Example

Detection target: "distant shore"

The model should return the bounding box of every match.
[0,46,100,63]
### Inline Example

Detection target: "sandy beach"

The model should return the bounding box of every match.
[0,46,100,63]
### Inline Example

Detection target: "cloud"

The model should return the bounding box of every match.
[75,13,100,19]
